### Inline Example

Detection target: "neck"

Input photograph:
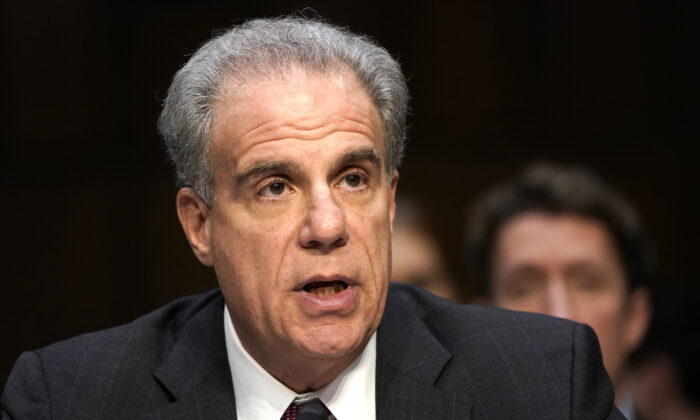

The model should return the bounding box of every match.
[273,354,359,393]
[232,320,367,394]
[614,368,634,407]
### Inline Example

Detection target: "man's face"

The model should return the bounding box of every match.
[491,212,648,384]
[187,67,396,371]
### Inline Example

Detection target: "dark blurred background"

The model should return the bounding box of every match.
[1,1,697,389]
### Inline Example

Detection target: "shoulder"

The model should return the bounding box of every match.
[386,283,583,371]
[1,289,224,418]
[34,288,223,365]
[384,283,619,419]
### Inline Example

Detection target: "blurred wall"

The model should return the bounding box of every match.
[1,0,697,388]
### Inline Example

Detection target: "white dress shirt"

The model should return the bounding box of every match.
[223,306,377,420]
[616,392,636,420]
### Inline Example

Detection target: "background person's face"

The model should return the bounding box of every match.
[391,225,458,301]
[491,212,643,384]
[204,67,397,372]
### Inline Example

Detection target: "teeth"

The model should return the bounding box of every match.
[308,283,345,296]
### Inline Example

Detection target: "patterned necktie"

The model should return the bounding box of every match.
[281,397,334,420]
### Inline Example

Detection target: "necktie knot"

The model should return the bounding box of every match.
[281,397,334,420]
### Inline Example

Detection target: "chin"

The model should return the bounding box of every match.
[300,324,370,359]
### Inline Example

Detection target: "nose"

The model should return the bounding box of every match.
[544,279,574,319]
[298,187,349,251]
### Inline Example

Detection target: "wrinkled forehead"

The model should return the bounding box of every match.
[210,64,385,152]
[494,211,626,272]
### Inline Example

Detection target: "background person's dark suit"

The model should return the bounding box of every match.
[2,284,624,419]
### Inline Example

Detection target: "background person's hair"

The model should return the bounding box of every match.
[466,162,652,295]
[158,15,409,205]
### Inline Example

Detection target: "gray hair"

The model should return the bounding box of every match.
[158,16,409,204]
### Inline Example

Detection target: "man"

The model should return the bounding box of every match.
[391,197,463,302]
[467,163,652,418]
[3,17,624,419]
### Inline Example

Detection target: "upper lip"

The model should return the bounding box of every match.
[293,275,355,291]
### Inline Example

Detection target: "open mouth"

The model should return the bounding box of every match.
[302,280,349,296]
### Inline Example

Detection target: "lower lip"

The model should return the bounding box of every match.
[296,285,358,314]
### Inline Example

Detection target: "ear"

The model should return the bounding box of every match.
[623,286,653,352]
[389,170,399,231]
[176,188,214,266]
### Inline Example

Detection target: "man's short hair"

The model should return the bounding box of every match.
[158,16,409,205]
[467,163,651,295]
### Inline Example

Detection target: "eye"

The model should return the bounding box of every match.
[566,264,607,293]
[338,172,367,190]
[502,267,545,299]
[259,179,293,198]
[570,271,603,292]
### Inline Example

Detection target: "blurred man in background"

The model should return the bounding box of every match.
[467,163,652,418]
[391,197,464,302]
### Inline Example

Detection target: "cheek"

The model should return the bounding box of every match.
[575,294,627,351]
[344,199,392,301]
[583,305,627,382]
[210,212,295,295]
[362,202,392,258]
[577,289,626,323]
[500,297,542,313]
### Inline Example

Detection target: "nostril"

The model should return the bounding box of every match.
[303,239,321,249]
[301,235,347,250]
[331,236,347,248]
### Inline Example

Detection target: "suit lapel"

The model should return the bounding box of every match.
[145,291,237,419]
[376,289,472,419]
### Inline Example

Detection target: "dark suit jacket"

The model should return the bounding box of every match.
[2,283,624,419]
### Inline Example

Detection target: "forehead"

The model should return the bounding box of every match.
[210,66,384,160]
[496,212,619,262]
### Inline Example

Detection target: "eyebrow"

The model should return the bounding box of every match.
[235,161,300,188]
[234,147,382,188]
[335,147,382,171]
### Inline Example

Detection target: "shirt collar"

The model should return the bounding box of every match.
[223,305,376,420]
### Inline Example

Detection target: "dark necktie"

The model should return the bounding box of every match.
[281,397,334,420]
